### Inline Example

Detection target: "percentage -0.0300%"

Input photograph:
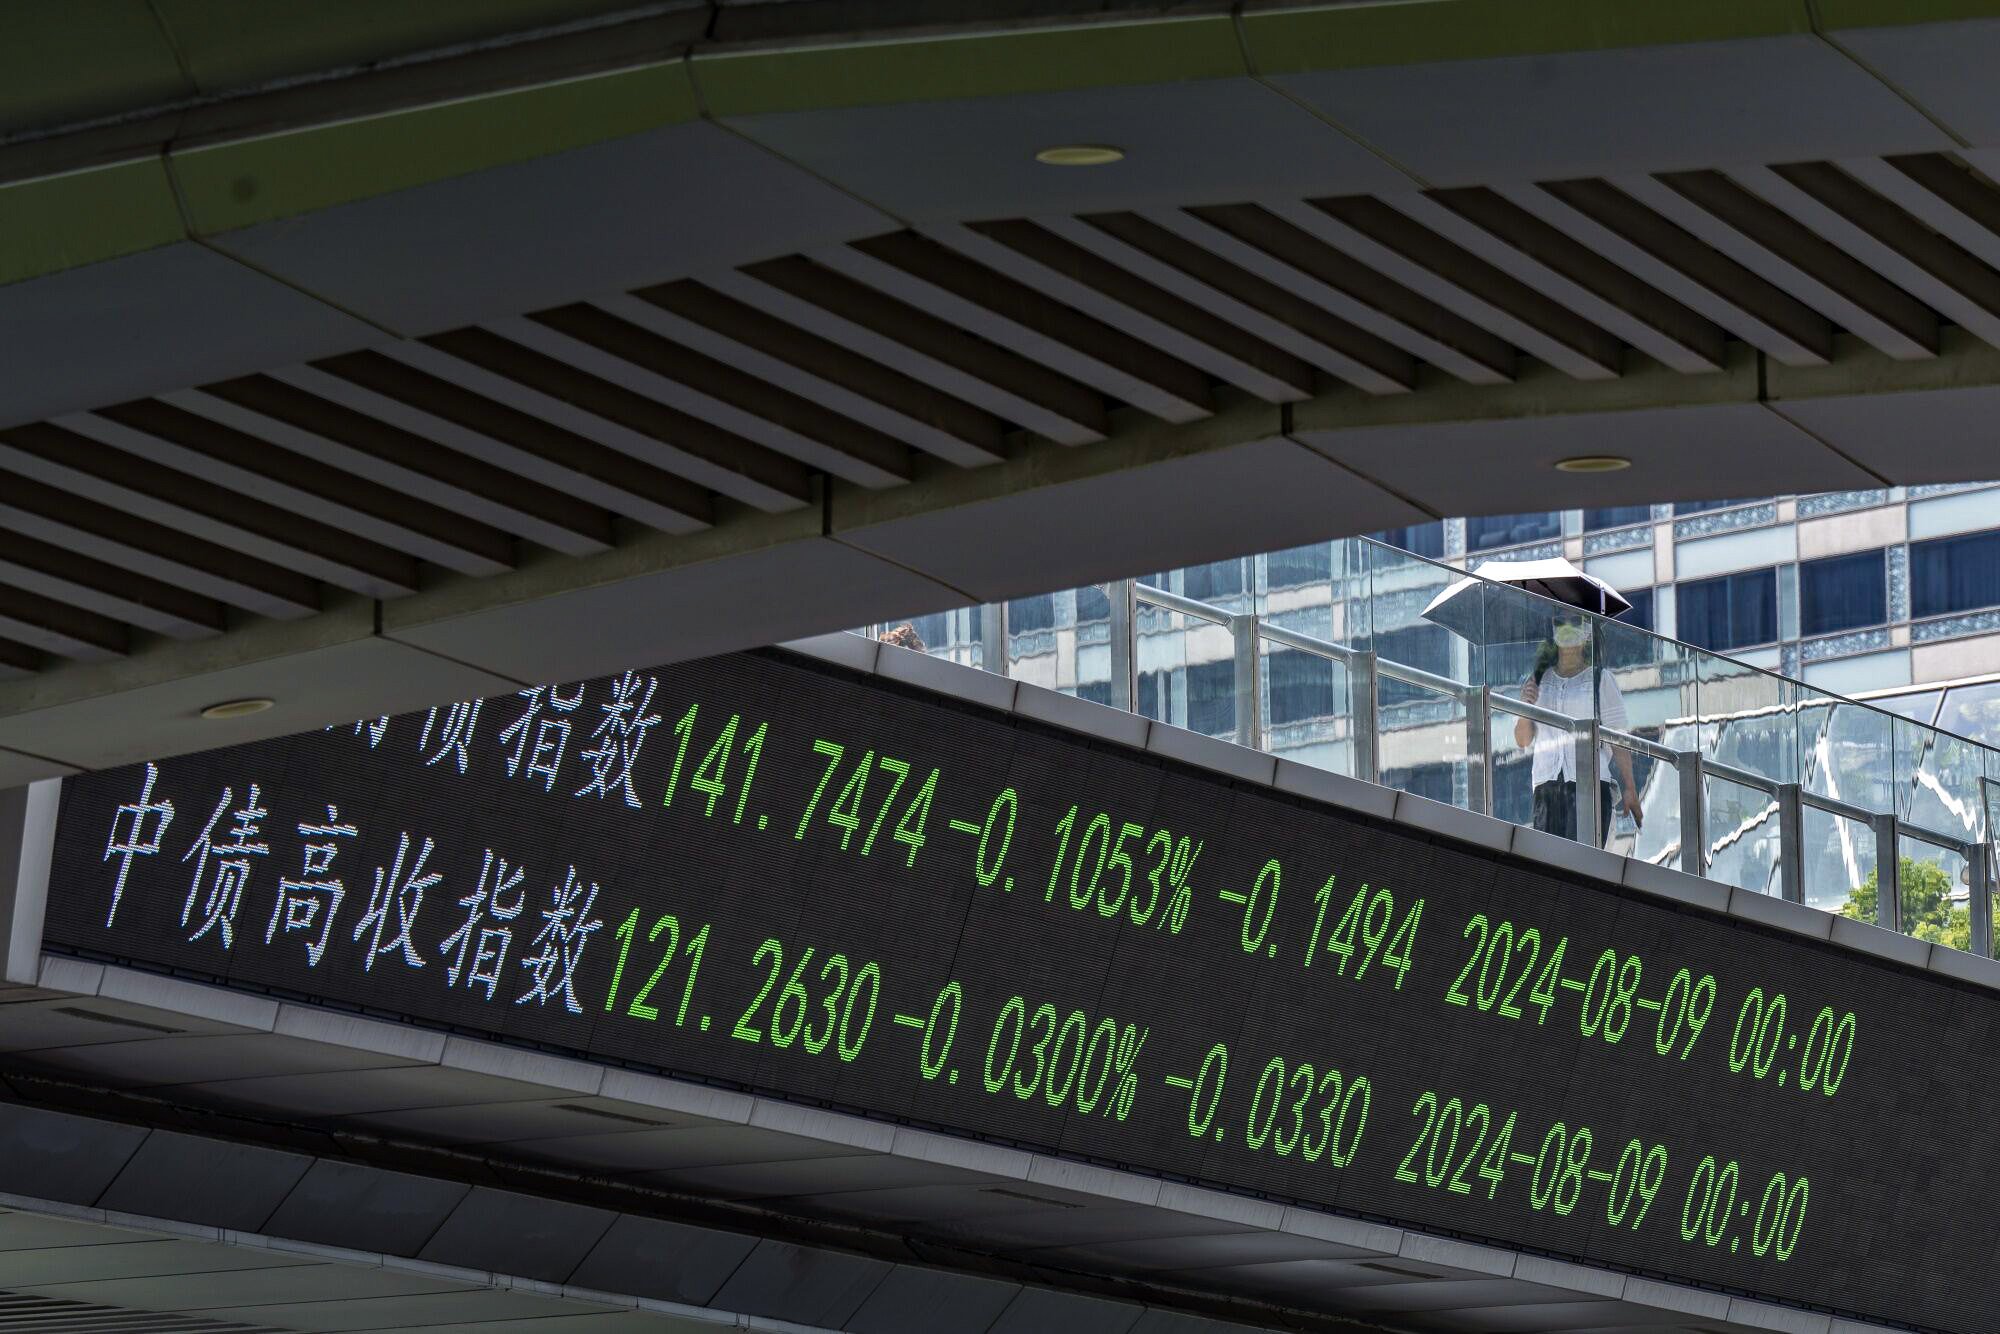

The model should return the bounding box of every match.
[897,979,1149,1120]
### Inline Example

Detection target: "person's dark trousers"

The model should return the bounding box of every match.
[1531,779,1615,843]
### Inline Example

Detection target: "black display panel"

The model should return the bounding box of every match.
[39,651,1993,1332]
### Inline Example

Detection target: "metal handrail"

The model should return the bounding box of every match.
[1134,584,1232,626]
[914,557,1999,954]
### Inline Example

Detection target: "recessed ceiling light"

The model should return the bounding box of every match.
[1553,455,1631,473]
[1035,144,1124,166]
[200,697,274,720]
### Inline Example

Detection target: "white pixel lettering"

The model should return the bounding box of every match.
[498,683,584,791]
[419,699,482,775]
[516,866,603,1013]
[574,670,659,808]
[180,784,269,948]
[267,806,356,966]
[355,832,437,971]
[103,763,175,929]
[440,849,527,1000]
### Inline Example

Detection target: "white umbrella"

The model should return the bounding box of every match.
[1421,556,1632,645]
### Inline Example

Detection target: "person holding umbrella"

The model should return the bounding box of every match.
[1420,555,1644,845]
[1513,611,1643,843]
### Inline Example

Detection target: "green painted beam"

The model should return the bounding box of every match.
[169,61,699,236]
[2,0,1990,293]
[691,15,1245,118]
[1816,0,2000,29]
[0,0,190,137]
[0,158,186,289]
[150,0,664,96]
[1239,0,1812,77]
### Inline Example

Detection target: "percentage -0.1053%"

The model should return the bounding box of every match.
[657,707,1206,937]
[946,788,1200,934]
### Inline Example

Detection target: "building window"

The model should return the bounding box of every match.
[1372,622,1453,707]
[1937,681,2000,747]
[1602,588,1657,669]
[1677,569,1778,652]
[1911,530,2000,619]
[1187,660,1237,736]
[1074,585,1111,624]
[1268,649,1337,725]
[1006,594,1055,633]
[1137,670,1163,721]
[1674,498,1757,516]
[1385,761,1454,804]
[1184,558,1248,601]
[1266,544,1334,589]
[1619,587,1656,633]
[1799,549,1887,637]
[1369,523,1445,559]
[1076,680,1113,707]
[1466,512,1561,551]
[1584,505,1652,531]
[1871,688,1942,727]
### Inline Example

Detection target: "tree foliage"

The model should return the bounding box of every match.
[1841,856,1970,953]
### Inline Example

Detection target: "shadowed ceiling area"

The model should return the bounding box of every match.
[7,0,2000,781]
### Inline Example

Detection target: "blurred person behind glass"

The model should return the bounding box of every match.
[1513,614,1642,842]
[880,622,926,652]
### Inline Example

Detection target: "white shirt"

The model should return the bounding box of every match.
[1527,665,1627,786]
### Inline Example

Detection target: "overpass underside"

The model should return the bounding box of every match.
[6,3,2000,781]
[0,634,1964,1334]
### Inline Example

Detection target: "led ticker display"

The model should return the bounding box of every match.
[39,651,1998,1333]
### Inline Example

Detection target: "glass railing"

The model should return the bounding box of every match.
[862,536,2000,959]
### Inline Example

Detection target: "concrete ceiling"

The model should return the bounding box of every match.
[9,1,2000,783]
[0,957,1902,1334]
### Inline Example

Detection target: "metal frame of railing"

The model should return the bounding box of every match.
[1125,581,1998,955]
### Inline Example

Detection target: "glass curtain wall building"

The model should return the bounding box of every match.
[891,482,2000,750]
[870,480,2000,930]
[1446,484,2000,746]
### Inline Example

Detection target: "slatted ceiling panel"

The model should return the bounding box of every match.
[508,303,914,488]
[1624,170,1941,362]
[0,584,127,662]
[0,464,322,620]
[1390,187,1729,373]
[718,258,1111,446]
[1167,203,1517,384]
[396,330,816,513]
[13,416,421,600]
[1746,161,2000,350]
[1853,154,2000,273]
[9,153,2000,694]
[0,1292,289,1334]
[1296,195,1626,380]
[161,379,618,559]
[80,397,518,579]
[605,283,1008,468]
[0,639,36,681]
[1059,212,1417,395]
[0,529,224,640]
[947,219,1319,403]
[278,355,716,534]
[829,232,1216,423]
[1507,179,1836,366]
